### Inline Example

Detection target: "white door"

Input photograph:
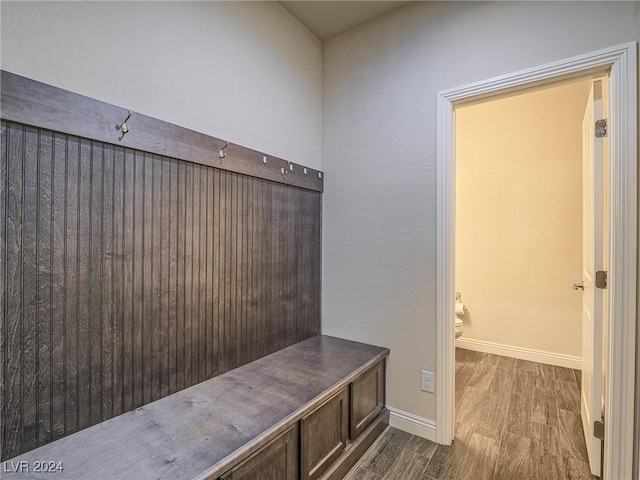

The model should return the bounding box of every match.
[579,79,604,477]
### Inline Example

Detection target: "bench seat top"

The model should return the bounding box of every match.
[3,335,389,480]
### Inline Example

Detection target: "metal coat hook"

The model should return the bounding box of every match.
[219,141,229,160]
[116,110,133,141]
[281,160,292,176]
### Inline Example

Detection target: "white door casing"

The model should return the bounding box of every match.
[580,80,604,476]
[436,42,637,480]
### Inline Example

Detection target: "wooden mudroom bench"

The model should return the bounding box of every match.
[2,336,389,480]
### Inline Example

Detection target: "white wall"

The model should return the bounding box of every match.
[455,81,589,358]
[0,1,322,169]
[322,1,640,424]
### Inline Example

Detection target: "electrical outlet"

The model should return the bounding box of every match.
[421,370,435,393]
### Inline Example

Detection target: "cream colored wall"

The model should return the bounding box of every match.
[322,1,639,423]
[0,1,322,169]
[455,81,590,357]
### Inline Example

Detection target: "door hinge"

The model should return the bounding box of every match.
[594,419,605,440]
[595,118,607,138]
[596,270,607,289]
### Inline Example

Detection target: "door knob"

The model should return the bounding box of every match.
[573,281,585,291]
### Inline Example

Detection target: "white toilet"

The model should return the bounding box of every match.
[455,317,464,338]
[455,292,465,338]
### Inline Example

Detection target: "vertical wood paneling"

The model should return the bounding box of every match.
[257,179,267,360]
[198,166,208,383]
[132,152,143,409]
[22,126,38,450]
[157,156,167,398]
[193,166,203,384]
[6,122,24,459]
[205,168,215,378]
[245,177,253,363]
[242,176,249,366]
[175,160,185,392]
[286,186,296,344]
[142,153,153,405]
[111,145,124,417]
[212,170,221,376]
[76,139,91,432]
[50,133,66,441]
[101,143,113,421]
[184,163,193,386]
[307,192,321,337]
[247,177,255,363]
[149,155,167,400]
[0,121,322,460]
[122,148,134,413]
[36,129,53,447]
[219,171,228,374]
[229,173,238,370]
[273,183,285,353]
[0,122,6,459]
[264,180,274,355]
[64,134,79,436]
[167,158,178,395]
[89,141,103,426]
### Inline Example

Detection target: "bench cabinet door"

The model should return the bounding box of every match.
[220,424,298,480]
[301,388,349,480]
[350,360,385,440]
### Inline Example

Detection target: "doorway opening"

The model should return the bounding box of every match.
[453,76,605,478]
[435,42,637,480]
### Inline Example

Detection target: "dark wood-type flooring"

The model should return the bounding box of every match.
[346,349,597,480]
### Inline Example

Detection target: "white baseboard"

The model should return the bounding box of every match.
[455,337,582,369]
[387,406,437,442]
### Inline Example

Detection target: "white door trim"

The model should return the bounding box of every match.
[436,42,637,480]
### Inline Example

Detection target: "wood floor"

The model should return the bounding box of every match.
[345,349,597,480]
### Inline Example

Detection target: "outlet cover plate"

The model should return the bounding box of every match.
[421,370,435,393]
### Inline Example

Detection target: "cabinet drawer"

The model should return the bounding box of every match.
[350,360,385,440]
[220,424,298,480]
[301,388,349,480]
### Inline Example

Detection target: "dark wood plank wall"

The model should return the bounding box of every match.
[0,120,322,460]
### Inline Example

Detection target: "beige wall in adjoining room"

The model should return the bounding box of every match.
[0,1,323,169]
[455,81,590,358]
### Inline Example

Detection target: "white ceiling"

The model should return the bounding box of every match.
[279,1,410,40]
